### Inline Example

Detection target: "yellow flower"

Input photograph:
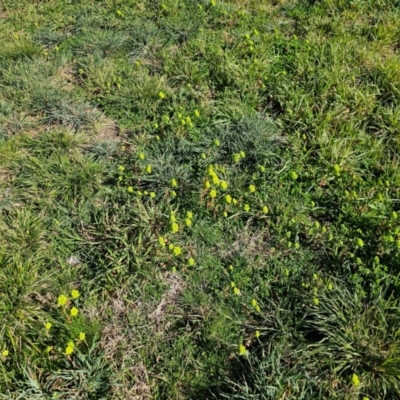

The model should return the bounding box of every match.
[210,189,217,198]
[145,165,152,174]
[186,211,193,219]
[45,322,52,331]
[57,294,68,307]
[233,153,241,163]
[65,345,74,355]
[225,194,232,204]
[188,257,195,266]
[238,344,247,356]
[71,289,80,299]
[248,184,256,193]
[240,151,245,158]
[313,298,319,306]
[259,165,266,172]
[150,192,156,198]
[290,171,299,180]
[212,174,220,185]
[352,373,361,387]
[251,299,258,307]
[158,91,166,99]
[171,190,177,197]
[171,222,179,233]
[118,165,125,172]
[170,213,176,222]
[70,307,79,317]
[233,287,240,295]
[173,246,182,256]
[213,139,220,146]
[194,109,200,117]
[170,178,178,187]
[232,198,238,205]
[357,238,364,248]
[334,164,341,176]
[255,330,260,338]
[223,211,228,217]
[255,305,260,312]
[79,332,86,341]
[204,180,211,189]
[158,236,166,247]
[138,152,145,160]
[185,218,192,227]
[127,186,134,193]
[2,349,9,357]
[220,181,228,190]
[244,204,250,212]
[262,205,269,214]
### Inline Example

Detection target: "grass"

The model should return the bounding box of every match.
[1,0,400,398]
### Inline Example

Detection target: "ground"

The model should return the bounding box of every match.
[1,0,400,399]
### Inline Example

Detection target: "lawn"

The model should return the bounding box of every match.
[1,0,400,399]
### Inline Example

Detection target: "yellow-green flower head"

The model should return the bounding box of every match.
[334,164,341,176]
[259,165,266,172]
[233,153,241,163]
[158,91,166,99]
[57,294,68,307]
[79,332,86,341]
[158,236,166,247]
[2,349,9,357]
[45,322,52,331]
[352,373,360,387]
[118,165,125,172]
[145,165,152,174]
[262,205,269,214]
[188,257,195,266]
[213,138,220,146]
[150,192,156,198]
[201,153,206,159]
[173,246,182,256]
[210,189,217,199]
[171,190,177,197]
[357,238,364,248]
[170,214,176,222]
[255,330,260,338]
[71,289,80,299]
[194,109,200,117]
[290,171,299,180]
[171,222,179,233]
[138,152,145,160]
[225,194,232,204]
[238,344,247,356]
[244,204,250,212]
[127,186,134,193]
[65,345,74,355]
[240,151,246,158]
[186,211,193,219]
[233,287,240,295]
[185,218,192,227]
[220,180,228,190]
[168,243,174,250]
[223,211,228,217]
[251,299,258,307]
[70,307,79,317]
[212,174,220,185]
[204,180,211,189]
[248,184,256,193]
[313,298,319,305]
[170,178,178,187]
[232,198,238,205]
[185,116,192,124]
[137,190,143,196]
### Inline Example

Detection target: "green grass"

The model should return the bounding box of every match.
[1,0,400,398]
